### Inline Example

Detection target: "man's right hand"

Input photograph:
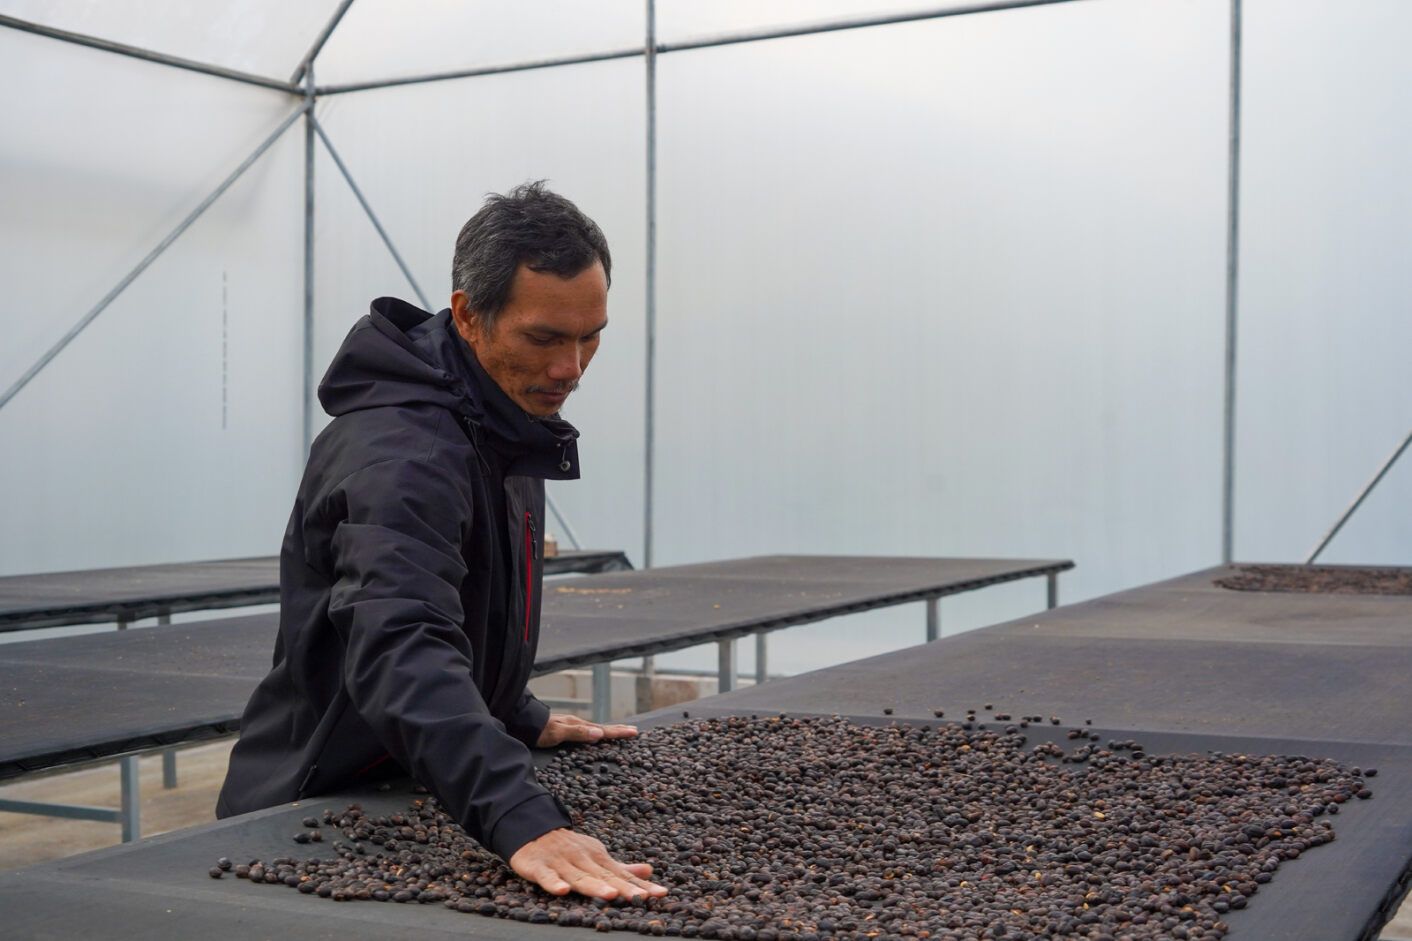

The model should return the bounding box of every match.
[509,828,668,901]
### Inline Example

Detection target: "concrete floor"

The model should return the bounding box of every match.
[2,736,1409,939]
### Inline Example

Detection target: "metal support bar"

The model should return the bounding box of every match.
[161,750,178,789]
[310,118,431,310]
[316,47,644,96]
[0,103,311,413]
[157,611,171,625]
[119,755,140,842]
[545,493,583,550]
[303,68,316,456]
[0,798,122,824]
[643,0,658,569]
[116,614,131,631]
[718,639,737,693]
[1307,428,1412,564]
[659,0,1087,54]
[925,597,940,642]
[0,13,299,93]
[1047,572,1059,609]
[591,663,612,724]
[312,0,1088,97]
[289,0,356,85]
[755,633,768,685]
[1221,0,1242,564]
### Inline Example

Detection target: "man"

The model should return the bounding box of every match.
[218,182,666,903]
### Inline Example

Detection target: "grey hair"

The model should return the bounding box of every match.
[450,181,612,329]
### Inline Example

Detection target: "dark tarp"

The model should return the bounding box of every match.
[0,555,1069,779]
[0,550,634,632]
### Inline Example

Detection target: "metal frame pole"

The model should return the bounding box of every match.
[312,0,1089,97]
[755,633,768,685]
[303,69,317,456]
[718,639,737,693]
[1221,0,1242,564]
[119,755,140,842]
[290,0,357,86]
[643,0,658,569]
[1046,572,1059,609]
[1306,428,1412,564]
[0,104,310,413]
[591,663,612,723]
[310,118,431,311]
[0,13,298,93]
[925,597,940,642]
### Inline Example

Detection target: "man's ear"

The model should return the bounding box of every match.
[449,291,479,346]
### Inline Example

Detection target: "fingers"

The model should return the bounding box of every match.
[539,714,641,747]
[515,858,572,896]
[583,847,668,899]
[511,829,669,901]
[563,721,606,743]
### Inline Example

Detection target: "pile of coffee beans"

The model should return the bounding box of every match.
[222,716,1372,939]
[1216,564,1412,595]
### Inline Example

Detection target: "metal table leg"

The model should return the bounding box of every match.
[755,633,768,685]
[718,639,737,693]
[925,596,940,642]
[1047,572,1059,610]
[591,663,611,724]
[119,755,140,842]
[156,608,178,787]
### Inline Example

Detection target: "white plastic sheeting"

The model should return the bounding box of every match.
[314,0,642,87]
[1235,0,1412,565]
[0,26,305,573]
[0,0,339,78]
[0,0,1406,650]
[654,0,1228,593]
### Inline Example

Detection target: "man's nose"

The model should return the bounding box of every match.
[546,346,583,382]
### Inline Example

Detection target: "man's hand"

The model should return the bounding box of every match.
[509,828,668,900]
[537,713,638,747]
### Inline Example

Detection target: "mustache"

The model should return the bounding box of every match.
[526,381,580,395]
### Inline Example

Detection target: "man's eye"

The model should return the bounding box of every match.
[527,335,555,346]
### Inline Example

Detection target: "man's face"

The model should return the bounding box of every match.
[451,261,608,418]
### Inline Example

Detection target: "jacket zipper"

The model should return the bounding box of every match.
[523,511,535,643]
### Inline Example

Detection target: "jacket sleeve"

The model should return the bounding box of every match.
[505,690,552,748]
[325,455,569,860]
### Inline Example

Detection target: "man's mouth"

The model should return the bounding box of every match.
[528,387,572,405]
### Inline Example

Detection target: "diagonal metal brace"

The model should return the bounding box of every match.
[0,13,298,93]
[0,102,312,413]
[1306,428,1412,564]
[310,117,431,310]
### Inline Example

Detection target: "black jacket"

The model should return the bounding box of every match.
[217,296,578,860]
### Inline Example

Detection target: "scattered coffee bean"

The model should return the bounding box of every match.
[223,716,1368,940]
[1216,564,1412,595]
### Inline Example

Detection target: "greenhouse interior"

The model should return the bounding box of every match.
[1,1,1409,939]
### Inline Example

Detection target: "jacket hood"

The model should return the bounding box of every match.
[319,297,580,479]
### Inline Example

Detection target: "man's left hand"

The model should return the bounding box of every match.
[537,713,638,747]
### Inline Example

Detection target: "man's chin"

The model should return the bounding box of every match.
[520,391,569,417]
